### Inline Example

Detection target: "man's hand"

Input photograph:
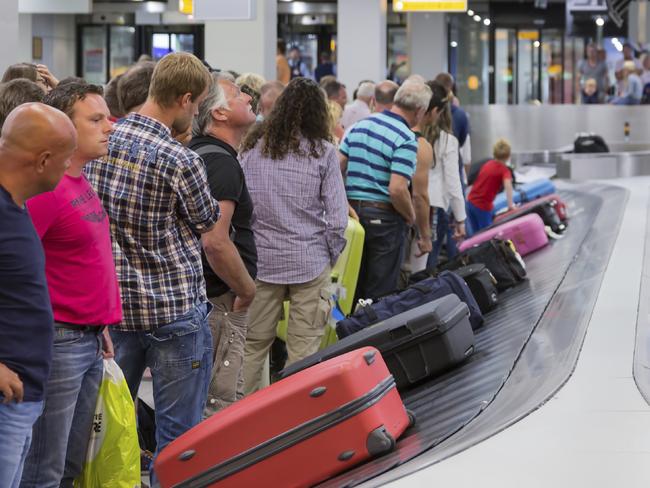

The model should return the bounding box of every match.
[101,328,114,359]
[232,276,256,313]
[415,235,433,257]
[348,205,359,221]
[0,362,24,404]
[452,221,466,241]
[36,64,59,91]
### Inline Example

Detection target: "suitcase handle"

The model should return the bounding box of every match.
[390,314,437,341]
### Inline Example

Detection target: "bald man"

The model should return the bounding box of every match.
[374,80,399,112]
[0,103,76,488]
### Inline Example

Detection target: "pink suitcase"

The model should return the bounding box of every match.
[154,347,411,488]
[459,213,548,256]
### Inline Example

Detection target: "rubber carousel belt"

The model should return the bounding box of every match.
[316,182,628,488]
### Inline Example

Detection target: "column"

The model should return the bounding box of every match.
[408,12,448,79]
[629,0,650,45]
[203,0,277,81]
[0,0,20,71]
[18,14,32,64]
[337,0,387,93]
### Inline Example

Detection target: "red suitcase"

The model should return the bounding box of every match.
[155,347,411,488]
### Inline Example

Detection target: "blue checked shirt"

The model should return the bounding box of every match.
[86,114,220,331]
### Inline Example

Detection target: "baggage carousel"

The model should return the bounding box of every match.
[316,181,629,487]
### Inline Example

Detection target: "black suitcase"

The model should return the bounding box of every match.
[280,295,475,390]
[439,238,527,291]
[573,134,609,153]
[453,264,498,313]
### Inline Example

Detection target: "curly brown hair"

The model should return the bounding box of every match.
[241,77,332,159]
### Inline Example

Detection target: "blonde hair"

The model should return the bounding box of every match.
[493,138,511,161]
[236,72,266,93]
[326,99,342,140]
[148,52,211,108]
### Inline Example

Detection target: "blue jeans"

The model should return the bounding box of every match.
[20,326,103,488]
[353,205,407,301]
[466,201,493,235]
[111,303,213,463]
[426,208,459,269]
[0,401,43,488]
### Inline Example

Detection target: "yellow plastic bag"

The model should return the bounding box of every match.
[74,359,141,488]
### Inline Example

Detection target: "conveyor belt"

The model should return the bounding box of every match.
[634,191,650,406]
[317,182,627,488]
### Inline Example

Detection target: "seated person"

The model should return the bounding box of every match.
[612,61,643,105]
[466,138,515,234]
[581,78,600,104]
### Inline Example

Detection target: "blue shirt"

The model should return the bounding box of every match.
[0,185,53,402]
[340,110,417,203]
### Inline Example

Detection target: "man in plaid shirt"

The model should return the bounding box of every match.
[85,53,238,469]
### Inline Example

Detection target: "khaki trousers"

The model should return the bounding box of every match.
[243,266,332,395]
[204,291,248,417]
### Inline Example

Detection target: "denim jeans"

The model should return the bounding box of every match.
[0,401,43,488]
[353,206,407,301]
[466,200,493,236]
[111,303,213,463]
[20,326,103,488]
[426,207,460,269]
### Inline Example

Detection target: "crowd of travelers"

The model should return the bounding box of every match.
[0,40,545,487]
[577,41,650,105]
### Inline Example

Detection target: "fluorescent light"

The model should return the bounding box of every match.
[483,18,491,26]
[395,0,404,10]
[473,14,481,21]
[595,17,605,26]
[534,41,540,48]
[451,41,458,47]
[467,9,474,16]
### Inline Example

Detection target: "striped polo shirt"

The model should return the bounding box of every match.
[339,110,417,203]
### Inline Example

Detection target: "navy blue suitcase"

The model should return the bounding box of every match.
[336,271,483,338]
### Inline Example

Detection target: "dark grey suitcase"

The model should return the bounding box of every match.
[280,295,475,390]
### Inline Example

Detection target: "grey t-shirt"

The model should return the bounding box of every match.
[578,59,609,95]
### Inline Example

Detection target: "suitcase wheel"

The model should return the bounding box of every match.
[406,409,417,429]
[366,425,396,456]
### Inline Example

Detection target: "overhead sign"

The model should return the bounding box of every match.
[393,0,468,12]
[179,0,193,15]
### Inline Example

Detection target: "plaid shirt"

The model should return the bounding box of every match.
[86,113,220,331]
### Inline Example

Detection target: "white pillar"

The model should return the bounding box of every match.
[338,0,387,94]
[18,14,32,64]
[203,0,276,81]
[0,0,20,71]
[629,0,650,45]
[408,12,448,79]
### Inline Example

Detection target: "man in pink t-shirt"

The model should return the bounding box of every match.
[21,82,119,488]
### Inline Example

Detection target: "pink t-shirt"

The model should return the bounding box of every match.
[27,174,122,325]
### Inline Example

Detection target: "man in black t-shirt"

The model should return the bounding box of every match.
[189,74,257,415]
[0,103,76,487]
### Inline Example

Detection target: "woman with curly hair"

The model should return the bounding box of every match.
[240,77,348,393]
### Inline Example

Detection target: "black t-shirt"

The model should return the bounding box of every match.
[0,185,54,402]
[189,136,257,298]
